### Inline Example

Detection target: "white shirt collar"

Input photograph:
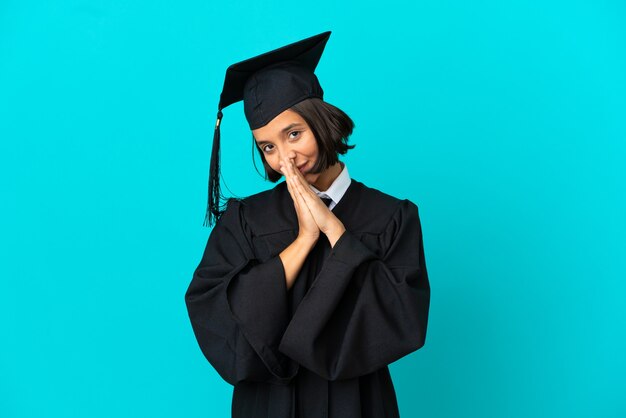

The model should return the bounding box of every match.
[309,162,351,210]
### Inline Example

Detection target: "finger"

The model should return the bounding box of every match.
[289,173,312,216]
[283,165,293,196]
[287,158,305,184]
[286,160,302,193]
[290,157,307,180]
[285,158,298,183]
[289,175,306,209]
[291,170,326,212]
[283,165,300,209]
[285,160,322,222]
[288,158,306,182]
[289,160,321,203]
[287,176,301,211]
[290,168,316,209]
[289,159,317,198]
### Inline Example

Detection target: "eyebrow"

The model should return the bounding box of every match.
[256,123,304,145]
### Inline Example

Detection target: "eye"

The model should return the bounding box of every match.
[288,131,300,140]
[262,144,274,153]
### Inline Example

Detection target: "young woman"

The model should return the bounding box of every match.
[185,31,431,418]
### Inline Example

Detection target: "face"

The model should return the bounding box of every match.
[253,108,322,183]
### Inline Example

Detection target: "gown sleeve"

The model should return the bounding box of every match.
[184,198,298,386]
[278,199,430,381]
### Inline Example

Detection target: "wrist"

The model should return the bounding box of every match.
[296,234,318,249]
[325,223,346,248]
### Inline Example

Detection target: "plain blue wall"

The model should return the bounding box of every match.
[1,0,625,417]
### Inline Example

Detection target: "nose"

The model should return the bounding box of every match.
[279,150,297,163]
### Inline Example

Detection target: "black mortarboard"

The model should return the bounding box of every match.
[204,30,332,227]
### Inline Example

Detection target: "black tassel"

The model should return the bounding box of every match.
[204,109,225,227]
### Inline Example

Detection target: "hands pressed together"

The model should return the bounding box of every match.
[279,156,346,248]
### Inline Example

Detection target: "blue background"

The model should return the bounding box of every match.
[1,0,625,417]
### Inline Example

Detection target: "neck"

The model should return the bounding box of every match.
[312,161,344,191]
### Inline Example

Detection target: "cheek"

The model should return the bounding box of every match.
[267,157,283,173]
[302,135,318,156]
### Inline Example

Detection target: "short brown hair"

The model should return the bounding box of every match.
[252,98,356,182]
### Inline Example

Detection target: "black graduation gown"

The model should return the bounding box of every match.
[185,179,430,418]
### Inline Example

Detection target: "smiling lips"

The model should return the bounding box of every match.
[297,163,307,173]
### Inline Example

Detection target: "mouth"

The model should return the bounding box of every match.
[297,163,308,174]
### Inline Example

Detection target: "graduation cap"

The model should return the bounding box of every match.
[204,30,332,227]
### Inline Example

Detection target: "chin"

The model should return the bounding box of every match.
[306,174,319,183]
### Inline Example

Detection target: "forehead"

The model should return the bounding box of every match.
[252,109,307,138]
